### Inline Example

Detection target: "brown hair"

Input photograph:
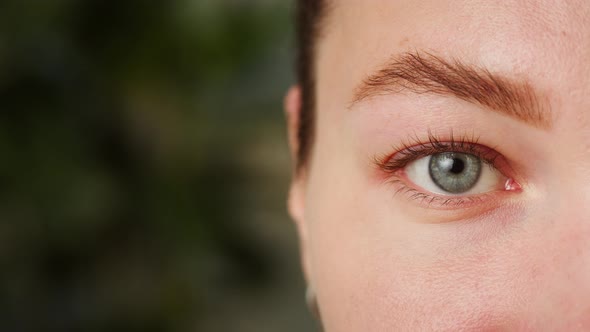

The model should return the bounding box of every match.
[295,0,327,169]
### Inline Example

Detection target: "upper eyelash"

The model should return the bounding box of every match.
[375,131,501,173]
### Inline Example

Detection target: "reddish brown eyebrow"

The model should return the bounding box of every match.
[352,52,551,129]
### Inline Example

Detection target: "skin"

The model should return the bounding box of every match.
[286,1,590,331]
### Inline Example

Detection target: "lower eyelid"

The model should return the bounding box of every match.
[387,179,521,224]
[387,171,513,211]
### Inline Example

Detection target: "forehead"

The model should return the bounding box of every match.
[317,0,590,107]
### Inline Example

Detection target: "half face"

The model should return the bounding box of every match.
[288,0,590,331]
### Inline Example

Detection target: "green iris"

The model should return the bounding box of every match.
[429,152,482,194]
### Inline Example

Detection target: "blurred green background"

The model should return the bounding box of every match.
[0,1,314,331]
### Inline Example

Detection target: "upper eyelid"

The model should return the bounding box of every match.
[375,140,502,172]
[374,131,480,166]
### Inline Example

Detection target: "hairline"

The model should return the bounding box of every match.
[295,0,332,171]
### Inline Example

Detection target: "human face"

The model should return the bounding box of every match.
[286,0,590,330]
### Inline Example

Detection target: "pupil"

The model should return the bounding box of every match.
[449,158,465,174]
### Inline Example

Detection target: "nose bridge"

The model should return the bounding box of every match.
[531,168,590,318]
[533,131,590,269]
[544,154,590,278]
[551,154,590,237]
[550,99,590,224]
[520,164,590,324]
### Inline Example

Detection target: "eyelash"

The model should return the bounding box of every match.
[375,131,509,207]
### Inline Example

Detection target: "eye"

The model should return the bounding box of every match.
[375,132,522,208]
[404,151,507,196]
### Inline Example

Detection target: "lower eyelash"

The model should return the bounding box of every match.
[388,178,488,207]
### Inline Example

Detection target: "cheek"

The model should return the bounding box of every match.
[308,211,528,331]
[355,246,529,331]
[305,170,589,331]
[304,159,389,330]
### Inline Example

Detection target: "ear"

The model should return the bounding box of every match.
[284,85,312,283]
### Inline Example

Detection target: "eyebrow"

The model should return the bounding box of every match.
[352,52,551,129]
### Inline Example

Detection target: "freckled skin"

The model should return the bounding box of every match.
[287,1,590,331]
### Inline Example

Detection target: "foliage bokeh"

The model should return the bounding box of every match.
[0,1,311,331]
